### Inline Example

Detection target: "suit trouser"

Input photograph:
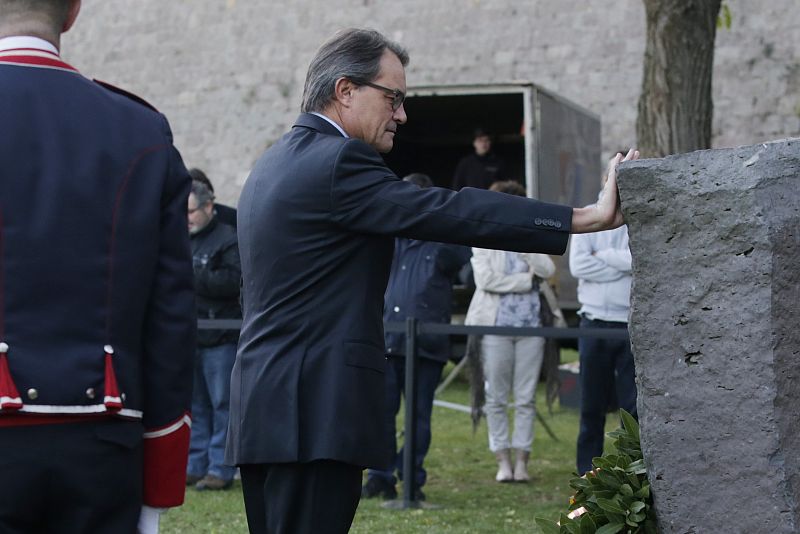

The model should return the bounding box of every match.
[0,419,143,534]
[240,460,362,534]
[576,317,638,475]
[481,335,545,452]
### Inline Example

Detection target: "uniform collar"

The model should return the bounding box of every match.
[0,36,77,73]
[0,36,59,55]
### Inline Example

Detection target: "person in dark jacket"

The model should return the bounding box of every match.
[186,179,241,491]
[451,128,508,191]
[362,173,471,501]
[188,168,238,229]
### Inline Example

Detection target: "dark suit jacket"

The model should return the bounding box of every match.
[228,113,571,468]
[0,47,195,506]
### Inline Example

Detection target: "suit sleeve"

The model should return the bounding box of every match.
[329,140,572,255]
[140,117,196,508]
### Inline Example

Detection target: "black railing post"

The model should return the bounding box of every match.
[402,316,419,508]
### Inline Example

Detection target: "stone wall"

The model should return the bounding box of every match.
[617,139,800,532]
[62,0,800,205]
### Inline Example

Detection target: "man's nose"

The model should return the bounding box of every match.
[393,103,407,125]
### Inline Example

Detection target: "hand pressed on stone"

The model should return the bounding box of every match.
[572,148,639,233]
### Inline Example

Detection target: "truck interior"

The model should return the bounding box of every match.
[383,91,526,188]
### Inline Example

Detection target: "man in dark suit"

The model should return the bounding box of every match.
[229,28,636,534]
[0,1,195,532]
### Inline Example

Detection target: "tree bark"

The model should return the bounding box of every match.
[636,0,722,158]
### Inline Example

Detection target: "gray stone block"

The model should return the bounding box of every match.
[617,139,800,533]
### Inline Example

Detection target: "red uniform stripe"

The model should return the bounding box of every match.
[0,52,78,72]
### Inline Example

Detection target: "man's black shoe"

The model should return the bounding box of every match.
[414,488,426,501]
[361,477,397,500]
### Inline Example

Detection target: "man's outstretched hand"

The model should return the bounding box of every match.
[571,148,639,234]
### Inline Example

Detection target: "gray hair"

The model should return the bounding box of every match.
[301,28,409,113]
[190,180,215,207]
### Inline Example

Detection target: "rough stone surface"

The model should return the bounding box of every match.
[60,0,800,205]
[618,139,800,533]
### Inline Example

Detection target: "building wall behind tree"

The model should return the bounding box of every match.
[63,0,799,206]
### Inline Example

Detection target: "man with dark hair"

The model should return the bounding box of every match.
[186,179,241,491]
[188,168,238,229]
[452,127,508,190]
[230,27,636,534]
[0,1,195,533]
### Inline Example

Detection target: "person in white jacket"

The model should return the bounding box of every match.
[569,224,637,475]
[465,181,556,483]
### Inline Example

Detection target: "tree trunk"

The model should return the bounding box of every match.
[636,0,722,158]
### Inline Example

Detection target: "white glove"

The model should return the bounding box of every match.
[137,505,165,534]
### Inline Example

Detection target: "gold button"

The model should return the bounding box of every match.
[86,388,96,399]
[27,388,38,400]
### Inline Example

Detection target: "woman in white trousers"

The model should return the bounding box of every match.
[465,180,556,482]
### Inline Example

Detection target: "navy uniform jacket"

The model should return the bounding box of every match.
[383,239,471,362]
[228,113,571,468]
[0,46,195,506]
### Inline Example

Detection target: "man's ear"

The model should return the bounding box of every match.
[62,0,82,33]
[333,77,357,108]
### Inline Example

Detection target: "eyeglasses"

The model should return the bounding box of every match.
[355,80,406,111]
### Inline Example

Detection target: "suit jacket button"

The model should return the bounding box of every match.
[86,388,96,399]
[555,221,562,229]
[394,306,400,313]
[27,388,38,400]
[534,218,542,225]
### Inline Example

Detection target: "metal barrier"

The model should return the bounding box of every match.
[198,317,629,509]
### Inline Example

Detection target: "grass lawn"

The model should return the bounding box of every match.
[162,350,620,533]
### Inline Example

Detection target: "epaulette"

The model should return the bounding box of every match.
[94,79,159,112]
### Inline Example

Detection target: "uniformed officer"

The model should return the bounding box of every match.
[0,1,195,532]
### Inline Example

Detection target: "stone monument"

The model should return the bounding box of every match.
[617,139,799,533]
